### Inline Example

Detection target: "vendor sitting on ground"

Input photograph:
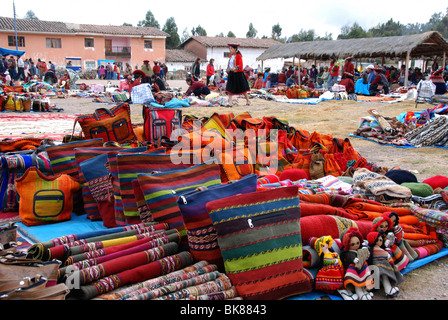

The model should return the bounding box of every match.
[150,74,167,92]
[369,67,390,96]
[119,74,133,92]
[286,74,296,87]
[43,69,58,86]
[430,67,447,95]
[252,72,264,89]
[185,77,210,97]
[59,72,71,90]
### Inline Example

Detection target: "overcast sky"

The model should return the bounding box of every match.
[4,0,448,39]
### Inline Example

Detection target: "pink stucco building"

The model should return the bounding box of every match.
[0,16,169,72]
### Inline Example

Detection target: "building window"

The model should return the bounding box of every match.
[84,60,96,69]
[84,38,94,48]
[8,35,25,47]
[46,38,62,48]
[144,40,152,49]
[224,52,230,58]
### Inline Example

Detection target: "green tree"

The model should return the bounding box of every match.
[271,23,282,40]
[315,32,333,41]
[246,23,257,38]
[180,28,190,43]
[368,19,403,37]
[191,25,207,36]
[122,22,132,26]
[137,10,160,28]
[338,22,368,39]
[227,31,236,37]
[163,17,180,49]
[23,10,38,20]
[289,29,315,42]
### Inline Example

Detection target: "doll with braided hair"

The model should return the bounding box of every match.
[367,230,403,298]
[339,227,374,300]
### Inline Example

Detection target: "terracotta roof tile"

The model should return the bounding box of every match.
[165,49,198,62]
[181,36,281,48]
[0,16,169,37]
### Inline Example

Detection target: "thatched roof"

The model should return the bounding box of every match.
[257,31,448,61]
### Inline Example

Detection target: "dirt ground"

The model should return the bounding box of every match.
[51,78,448,300]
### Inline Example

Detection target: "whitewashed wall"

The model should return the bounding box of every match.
[206,47,284,73]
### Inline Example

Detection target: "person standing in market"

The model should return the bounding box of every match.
[225,43,251,106]
[141,60,153,83]
[326,56,340,90]
[342,56,355,81]
[206,58,216,87]
[191,57,201,80]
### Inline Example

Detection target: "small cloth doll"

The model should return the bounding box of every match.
[367,231,403,298]
[310,236,345,294]
[371,215,409,271]
[382,211,418,262]
[340,227,374,300]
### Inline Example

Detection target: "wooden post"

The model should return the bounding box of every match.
[404,51,410,88]
[443,52,446,70]
[298,56,301,87]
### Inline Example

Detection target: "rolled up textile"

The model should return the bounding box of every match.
[70,251,193,300]
[27,223,169,261]
[129,271,223,300]
[61,231,180,268]
[57,229,178,266]
[58,232,179,279]
[73,242,179,285]
[153,274,233,300]
[94,260,215,300]
[184,286,240,300]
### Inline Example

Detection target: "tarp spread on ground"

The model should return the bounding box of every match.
[2,106,448,302]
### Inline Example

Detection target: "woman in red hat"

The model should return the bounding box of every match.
[226,44,251,106]
[430,67,447,95]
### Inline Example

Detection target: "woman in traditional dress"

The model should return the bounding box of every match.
[225,43,251,106]
[340,227,374,300]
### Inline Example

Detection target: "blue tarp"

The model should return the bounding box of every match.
[0,47,26,57]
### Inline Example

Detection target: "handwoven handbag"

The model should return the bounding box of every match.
[206,186,312,300]
[15,167,81,227]
[142,106,182,146]
[137,162,222,247]
[177,174,258,270]
[78,154,116,228]
[75,104,137,144]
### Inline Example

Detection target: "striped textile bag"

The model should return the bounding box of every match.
[142,106,182,146]
[137,162,222,247]
[206,186,312,300]
[105,147,163,226]
[75,146,127,221]
[79,154,116,228]
[176,174,258,270]
[45,139,104,214]
[115,153,194,225]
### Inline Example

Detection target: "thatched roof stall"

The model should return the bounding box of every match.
[257,31,448,87]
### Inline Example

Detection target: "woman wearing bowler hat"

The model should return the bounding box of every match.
[225,43,251,106]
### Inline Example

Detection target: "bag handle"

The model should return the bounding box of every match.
[93,108,115,120]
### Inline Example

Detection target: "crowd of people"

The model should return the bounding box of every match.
[244,56,448,97]
[0,54,74,90]
[3,49,447,102]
